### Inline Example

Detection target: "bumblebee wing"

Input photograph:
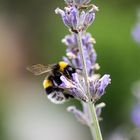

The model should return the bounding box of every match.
[27,64,55,75]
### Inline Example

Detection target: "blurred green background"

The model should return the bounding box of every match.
[0,0,140,140]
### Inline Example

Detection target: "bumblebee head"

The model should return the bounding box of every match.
[58,61,68,72]
[43,79,53,89]
[66,65,76,74]
[58,61,75,77]
[57,61,76,78]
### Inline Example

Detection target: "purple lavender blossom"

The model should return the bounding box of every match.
[67,105,90,125]
[63,36,111,100]
[80,7,96,30]
[132,24,140,44]
[88,74,111,100]
[67,102,106,126]
[55,6,79,32]
[93,74,111,99]
[55,4,98,32]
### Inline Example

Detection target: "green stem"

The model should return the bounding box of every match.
[76,32,103,140]
[89,102,103,140]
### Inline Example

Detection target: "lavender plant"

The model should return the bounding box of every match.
[54,0,111,140]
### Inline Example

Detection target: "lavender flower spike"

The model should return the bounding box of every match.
[55,6,79,32]
[56,0,111,139]
[94,74,111,99]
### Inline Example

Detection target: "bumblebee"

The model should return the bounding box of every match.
[27,61,76,103]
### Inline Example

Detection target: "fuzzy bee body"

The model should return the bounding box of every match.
[27,61,76,104]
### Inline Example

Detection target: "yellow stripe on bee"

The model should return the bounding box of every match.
[43,79,53,89]
[59,61,68,72]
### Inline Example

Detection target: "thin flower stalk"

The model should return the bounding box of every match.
[89,102,103,140]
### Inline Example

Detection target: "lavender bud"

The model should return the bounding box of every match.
[55,6,79,31]
[94,63,100,71]
[62,35,74,46]
[94,74,111,98]
[92,5,99,12]
[67,106,90,125]
[55,8,65,17]
[82,8,95,29]
[90,51,97,66]
[72,52,82,68]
